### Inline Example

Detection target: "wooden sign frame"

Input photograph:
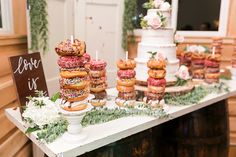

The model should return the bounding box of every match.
[9,52,48,106]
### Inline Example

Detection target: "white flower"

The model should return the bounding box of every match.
[155,52,166,61]
[153,0,164,8]
[175,65,190,80]
[174,34,185,43]
[145,13,163,29]
[197,45,206,53]
[22,97,61,129]
[188,45,198,52]
[160,2,171,10]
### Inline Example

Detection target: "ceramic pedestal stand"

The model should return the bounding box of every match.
[59,98,93,143]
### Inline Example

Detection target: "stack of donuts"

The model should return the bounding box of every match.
[55,39,90,111]
[115,59,136,107]
[205,53,221,84]
[180,50,192,70]
[145,54,166,107]
[191,52,206,79]
[89,59,107,107]
[211,37,223,54]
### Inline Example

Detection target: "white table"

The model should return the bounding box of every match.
[5,80,236,157]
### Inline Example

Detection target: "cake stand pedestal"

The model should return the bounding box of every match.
[59,100,92,143]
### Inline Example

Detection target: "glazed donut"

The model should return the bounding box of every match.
[60,88,89,102]
[192,69,205,79]
[205,54,221,62]
[89,69,106,78]
[148,69,166,79]
[90,76,106,85]
[62,103,87,111]
[117,70,136,79]
[89,99,106,107]
[191,52,205,60]
[60,70,88,78]
[116,85,135,93]
[117,78,136,87]
[205,73,220,79]
[91,90,107,99]
[116,59,136,70]
[90,59,107,71]
[60,77,89,90]
[55,39,86,56]
[147,59,166,69]
[147,77,166,87]
[90,83,107,93]
[148,85,165,94]
[205,67,220,73]
[118,91,136,100]
[145,92,165,101]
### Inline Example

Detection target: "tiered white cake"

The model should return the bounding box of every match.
[135,6,179,82]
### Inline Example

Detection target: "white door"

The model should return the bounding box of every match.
[75,0,125,87]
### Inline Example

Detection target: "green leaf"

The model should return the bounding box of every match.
[50,92,60,102]
[25,127,40,134]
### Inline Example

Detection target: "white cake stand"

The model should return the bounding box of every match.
[58,96,93,143]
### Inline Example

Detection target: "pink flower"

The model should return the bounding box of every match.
[175,65,190,80]
[174,34,185,43]
[153,0,164,8]
[147,16,162,29]
[155,52,166,61]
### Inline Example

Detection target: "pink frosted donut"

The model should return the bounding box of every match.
[58,53,91,68]
[117,70,136,79]
[90,59,107,71]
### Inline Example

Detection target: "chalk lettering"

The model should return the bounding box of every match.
[28,77,39,91]
[14,57,41,74]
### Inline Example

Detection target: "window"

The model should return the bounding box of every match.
[172,0,230,36]
[0,0,13,34]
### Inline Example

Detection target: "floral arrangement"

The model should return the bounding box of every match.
[140,11,166,29]
[184,45,210,53]
[22,91,67,143]
[143,0,171,10]
[175,65,190,86]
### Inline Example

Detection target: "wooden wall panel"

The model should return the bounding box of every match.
[0,34,30,156]
[0,130,29,157]
[0,36,28,77]
[12,0,27,35]
[228,0,236,37]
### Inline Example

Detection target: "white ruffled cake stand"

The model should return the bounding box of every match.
[58,96,93,143]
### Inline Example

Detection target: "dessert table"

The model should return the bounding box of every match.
[5,80,236,157]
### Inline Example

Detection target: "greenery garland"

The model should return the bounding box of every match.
[122,0,137,50]
[164,82,230,106]
[82,104,168,127]
[28,0,49,54]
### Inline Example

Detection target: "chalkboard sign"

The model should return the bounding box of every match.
[9,52,48,106]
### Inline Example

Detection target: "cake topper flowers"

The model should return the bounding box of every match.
[141,11,166,29]
[143,0,171,10]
